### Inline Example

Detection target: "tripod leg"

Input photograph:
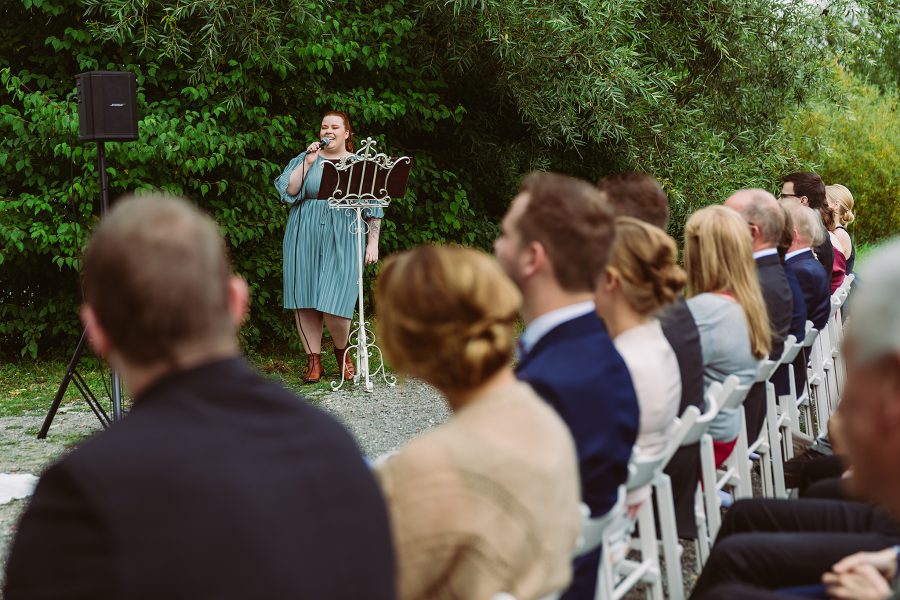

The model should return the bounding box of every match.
[38,330,88,439]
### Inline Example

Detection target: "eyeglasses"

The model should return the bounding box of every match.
[779,193,801,200]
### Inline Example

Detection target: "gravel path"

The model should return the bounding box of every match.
[0,378,450,592]
[0,379,694,597]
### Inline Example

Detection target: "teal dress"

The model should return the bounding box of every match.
[274,152,384,318]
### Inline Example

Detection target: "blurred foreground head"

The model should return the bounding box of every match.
[838,239,900,512]
[81,194,247,368]
[376,245,520,397]
[596,172,670,230]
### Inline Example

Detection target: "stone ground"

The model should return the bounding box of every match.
[0,378,699,597]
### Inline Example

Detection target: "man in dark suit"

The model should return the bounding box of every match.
[495,171,640,600]
[725,189,794,441]
[783,200,831,331]
[599,171,706,538]
[3,196,394,600]
[781,172,834,277]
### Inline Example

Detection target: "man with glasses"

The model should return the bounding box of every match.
[781,172,835,276]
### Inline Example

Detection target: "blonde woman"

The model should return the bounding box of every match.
[826,184,856,275]
[594,217,685,507]
[374,245,581,600]
[684,206,770,465]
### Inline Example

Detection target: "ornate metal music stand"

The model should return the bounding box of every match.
[319,138,411,392]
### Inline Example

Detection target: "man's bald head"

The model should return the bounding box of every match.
[724,189,785,250]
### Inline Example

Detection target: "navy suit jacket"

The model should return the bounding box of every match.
[755,253,793,361]
[787,250,831,330]
[783,262,808,343]
[516,312,639,517]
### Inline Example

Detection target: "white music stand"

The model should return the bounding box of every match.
[321,138,411,392]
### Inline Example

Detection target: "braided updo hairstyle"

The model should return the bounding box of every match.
[607,216,686,316]
[375,245,521,393]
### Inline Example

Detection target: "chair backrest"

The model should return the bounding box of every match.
[577,486,626,558]
[680,376,735,445]
[802,321,820,349]
[755,358,779,383]
[626,406,700,492]
[720,380,752,412]
[779,334,802,365]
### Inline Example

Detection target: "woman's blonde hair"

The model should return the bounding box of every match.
[684,206,771,359]
[826,184,856,227]
[608,216,685,315]
[375,245,521,392]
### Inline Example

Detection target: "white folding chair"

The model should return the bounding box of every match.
[807,326,831,437]
[598,410,699,600]
[776,335,803,463]
[700,378,751,542]
[727,360,777,500]
[798,322,820,436]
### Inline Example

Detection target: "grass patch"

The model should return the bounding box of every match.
[0,346,387,417]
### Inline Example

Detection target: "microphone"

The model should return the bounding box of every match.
[317,137,331,150]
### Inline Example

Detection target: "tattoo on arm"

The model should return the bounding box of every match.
[366,218,381,242]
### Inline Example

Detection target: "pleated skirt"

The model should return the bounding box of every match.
[283,199,361,318]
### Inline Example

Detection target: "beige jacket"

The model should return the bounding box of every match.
[377,381,581,600]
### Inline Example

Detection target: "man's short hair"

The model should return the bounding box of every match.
[783,200,824,247]
[82,194,235,365]
[739,191,785,247]
[848,238,900,363]
[782,172,826,209]
[517,172,616,292]
[596,172,669,230]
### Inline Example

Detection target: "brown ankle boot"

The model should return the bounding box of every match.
[334,346,355,381]
[304,353,323,383]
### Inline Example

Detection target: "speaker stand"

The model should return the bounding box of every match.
[38,141,124,438]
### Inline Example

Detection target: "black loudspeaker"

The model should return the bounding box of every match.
[76,71,139,142]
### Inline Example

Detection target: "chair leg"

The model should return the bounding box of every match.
[693,485,709,569]
[636,500,663,600]
[766,382,787,497]
[732,408,753,500]
[654,474,684,600]
[699,434,721,542]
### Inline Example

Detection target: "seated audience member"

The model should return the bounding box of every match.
[595,216,685,508]
[683,206,770,465]
[495,171,639,600]
[3,195,394,600]
[374,245,581,600]
[824,184,852,292]
[781,171,835,276]
[689,238,900,599]
[724,189,793,441]
[777,202,808,344]
[826,184,856,275]
[782,200,831,331]
[598,171,705,539]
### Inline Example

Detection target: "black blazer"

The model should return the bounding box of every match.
[658,298,705,413]
[756,252,793,360]
[4,358,395,600]
[786,249,832,331]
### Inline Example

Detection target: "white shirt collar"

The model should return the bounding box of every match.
[520,301,596,354]
[752,247,779,260]
[785,247,812,260]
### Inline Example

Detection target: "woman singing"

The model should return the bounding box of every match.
[274,111,383,383]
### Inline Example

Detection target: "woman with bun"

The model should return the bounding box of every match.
[683,206,769,465]
[274,111,382,383]
[826,184,856,276]
[374,245,581,600]
[594,216,685,506]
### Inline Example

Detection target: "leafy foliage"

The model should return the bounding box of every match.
[787,68,900,243]
[1,0,896,358]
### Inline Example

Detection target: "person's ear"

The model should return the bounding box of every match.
[227,276,250,326]
[799,195,809,207]
[604,268,619,293]
[521,240,544,279]
[80,304,111,358]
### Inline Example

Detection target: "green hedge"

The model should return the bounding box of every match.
[1,0,892,358]
[787,68,900,244]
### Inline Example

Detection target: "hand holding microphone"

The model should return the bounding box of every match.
[304,137,331,166]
